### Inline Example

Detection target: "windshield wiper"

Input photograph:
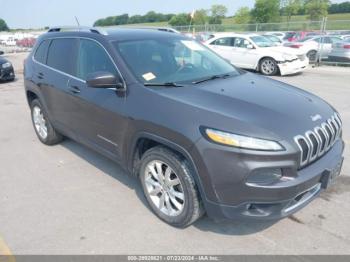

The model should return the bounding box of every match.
[193,74,231,84]
[144,82,183,87]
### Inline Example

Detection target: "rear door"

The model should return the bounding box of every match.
[35,38,79,132]
[208,37,235,62]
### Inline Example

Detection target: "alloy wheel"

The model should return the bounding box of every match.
[144,160,185,216]
[261,59,276,75]
[32,105,48,139]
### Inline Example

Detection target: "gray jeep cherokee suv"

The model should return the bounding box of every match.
[24,27,344,227]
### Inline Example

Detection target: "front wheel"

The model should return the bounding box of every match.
[307,50,317,62]
[259,58,278,76]
[139,146,204,227]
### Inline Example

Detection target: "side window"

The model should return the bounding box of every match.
[330,37,342,43]
[233,38,250,48]
[313,37,321,43]
[323,37,332,44]
[211,37,234,46]
[77,39,116,80]
[34,40,50,64]
[47,38,77,75]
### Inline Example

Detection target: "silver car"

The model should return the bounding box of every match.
[329,38,350,62]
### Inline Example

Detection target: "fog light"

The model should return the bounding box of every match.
[246,168,282,186]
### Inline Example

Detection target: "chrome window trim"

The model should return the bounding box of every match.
[32,36,127,89]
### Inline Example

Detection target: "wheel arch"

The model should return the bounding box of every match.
[26,90,39,106]
[128,132,206,201]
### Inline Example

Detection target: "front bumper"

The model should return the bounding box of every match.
[192,138,344,221]
[278,58,309,76]
[0,66,15,81]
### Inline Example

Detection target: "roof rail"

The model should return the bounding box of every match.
[47,26,108,35]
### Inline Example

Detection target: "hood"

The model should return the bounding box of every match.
[154,72,335,142]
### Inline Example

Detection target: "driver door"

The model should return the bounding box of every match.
[230,37,257,69]
[66,38,127,161]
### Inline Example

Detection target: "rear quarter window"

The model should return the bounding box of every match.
[47,38,77,75]
[34,40,50,64]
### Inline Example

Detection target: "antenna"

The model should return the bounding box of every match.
[74,16,81,30]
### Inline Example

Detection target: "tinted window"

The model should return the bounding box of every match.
[47,38,77,75]
[211,37,234,46]
[34,40,50,64]
[77,39,116,80]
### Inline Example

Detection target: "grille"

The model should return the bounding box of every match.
[294,113,342,168]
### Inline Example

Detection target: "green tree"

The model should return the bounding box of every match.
[169,13,190,26]
[0,18,9,31]
[251,0,281,23]
[305,0,330,20]
[329,1,350,14]
[234,7,251,24]
[193,9,209,25]
[281,0,302,23]
[209,4,228,24]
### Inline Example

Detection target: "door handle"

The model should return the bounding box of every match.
[68,85,81,94]
[37,72,44,79]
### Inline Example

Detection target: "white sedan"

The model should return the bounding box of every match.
[205,33,308,76]
[284,35,343,62]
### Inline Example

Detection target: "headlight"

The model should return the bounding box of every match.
[2,62,12,69]
[205,128,284,151]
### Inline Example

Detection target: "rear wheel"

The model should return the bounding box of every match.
[139,146,204,227]
[259,58,278,76]
[307,50,317,62]
[30,99,63,145]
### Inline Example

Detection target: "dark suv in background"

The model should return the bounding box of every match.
[24,27,344,227]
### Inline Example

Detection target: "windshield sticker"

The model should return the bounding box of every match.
[142,72,156,81]
[181,40,205,51]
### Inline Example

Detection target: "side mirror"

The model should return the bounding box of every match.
[246,44,254,49]
[0,51,4,55]
[86,71,124,90]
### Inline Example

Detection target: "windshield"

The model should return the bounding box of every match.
[250,36,275,47]
[112,38,239,84]
[263,35,280,42]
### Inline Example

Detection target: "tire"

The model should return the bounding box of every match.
[30,99,63,145]
[259,57,278,76]
[307,50,317,63]
[139,146,204,227]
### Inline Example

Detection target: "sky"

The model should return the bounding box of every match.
[0,0,346,29]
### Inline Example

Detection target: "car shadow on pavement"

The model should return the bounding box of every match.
[61,139,278,235]
[60,139,149,207]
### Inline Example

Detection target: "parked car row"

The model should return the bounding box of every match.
[205,33,308,76]
[183,30,350,75]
